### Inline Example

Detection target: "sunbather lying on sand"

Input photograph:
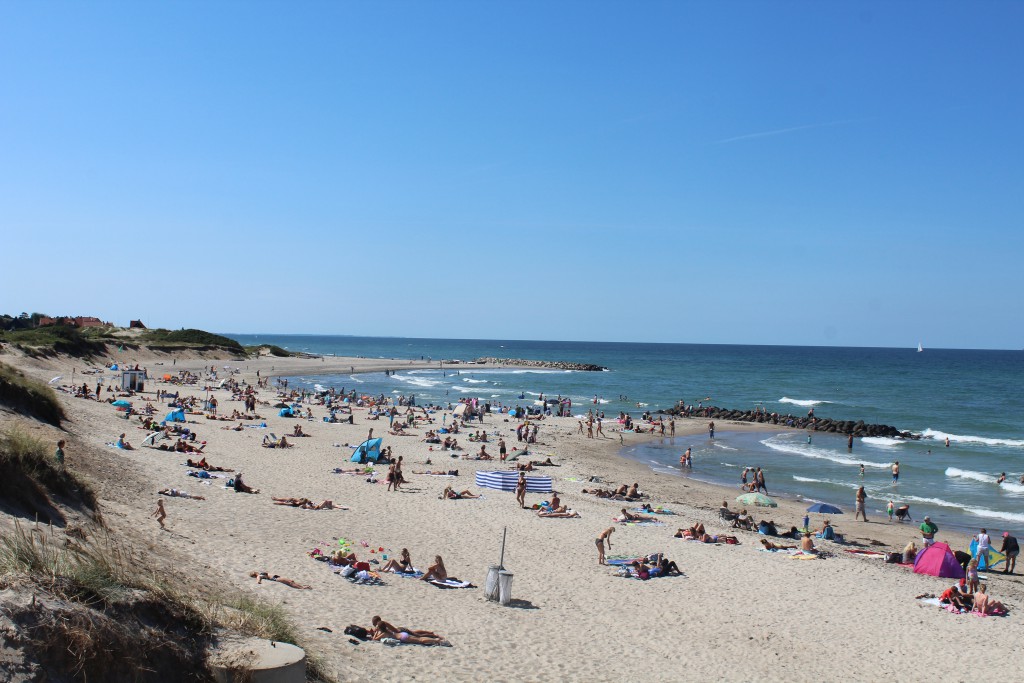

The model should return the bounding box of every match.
[620,508,656,522]
[186,457,231,472]
[538,508,580,518]
[261,435,291,448]
[249,571,311,589]
[413,470,459,476]
[371,616,449,646]
[441,486,479,500]
[760,539,798,551]
[529,457,559,466]
[272,497,335,509]
[159,488,206,500]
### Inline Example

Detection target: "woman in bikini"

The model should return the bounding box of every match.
[596,527,614,564]
[442,486,479,499]
[420,555,449,582]
[381,548,414,574]
[249,571,311,589]
[370,616,447,646]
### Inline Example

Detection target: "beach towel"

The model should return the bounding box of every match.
[631,507,675,515]
[429,579,475,589]
[344,570,385,586]
[391,569,425,579]
[613,517,664,527]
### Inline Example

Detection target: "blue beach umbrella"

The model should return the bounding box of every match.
[111,400,132,408]
[806,502,843,515]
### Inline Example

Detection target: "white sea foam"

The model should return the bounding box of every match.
[1000,481,1024,494]
[761,436,890,469]
[391,374,440,388]
[792,475,859,490]
[861,437,906,448]
[922,428,1024,448]
[348,375,364,384]
[463,378,487,384]
[713,443,738,451]
[314,384,326,393]
[946,467,995,484]
[779,397,831,407]
[965,507,1024,523]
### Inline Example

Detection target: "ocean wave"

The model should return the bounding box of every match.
[462,378,487,384]
[965,507,1024,524]
[391,374,441,388]
[348,375,364,384]
[946,467,995,484]
[1000,481,1024,494]
[897,495,1024,523]
[761,436,890,469]
[713,443,738,451]
[922,428,1024,448]
[779,397,831,407]
[792,475,859,490]
[861,437,906,448]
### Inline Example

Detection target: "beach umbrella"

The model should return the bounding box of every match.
[806,503,843,515]
[453,403,469,417]
[111,400,132,408]
[736,493,777,508]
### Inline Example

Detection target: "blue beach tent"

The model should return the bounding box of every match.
[165,409,186,423]
[350,438,383,464]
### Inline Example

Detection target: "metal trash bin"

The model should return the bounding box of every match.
[484,565,501,602]
[498,570,514,606]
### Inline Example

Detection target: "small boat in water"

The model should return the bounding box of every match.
[917,342,924,353]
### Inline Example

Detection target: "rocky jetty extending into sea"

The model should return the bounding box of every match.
[472,357,607,372]
[661,405,917,439]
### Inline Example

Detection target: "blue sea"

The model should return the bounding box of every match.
[228,334,1024,533]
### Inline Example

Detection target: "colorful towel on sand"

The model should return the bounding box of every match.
[345,572,386,586]
[631,508,675,515]
[391,569,425,579]
[613,517,665,527]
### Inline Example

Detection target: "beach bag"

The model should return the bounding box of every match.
[339,565,356,577]
[344,625,369,641]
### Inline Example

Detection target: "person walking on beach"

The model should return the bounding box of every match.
[152,499,167,530]
[891,461,900,485]
[755,468,767,493]
[54,440,66,469]
[596,419,604,438]
[887,500,894,521]
[1000,532,1018,574]
[498,438,507,462]
[515,472,527,509]
[596,527,614,565]
[855,486,868,522]
[708,421,715,439]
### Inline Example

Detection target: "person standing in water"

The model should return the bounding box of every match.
[892,461,900,485]
[860,464,865,477]
[708,421,715,439]
[887,500,894,521]
[847,433,854,451]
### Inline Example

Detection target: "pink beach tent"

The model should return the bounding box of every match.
[912,542,966,579]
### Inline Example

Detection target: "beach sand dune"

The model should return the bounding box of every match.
[5,353,1020,682]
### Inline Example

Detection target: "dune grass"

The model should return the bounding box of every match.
[0,362,65,425]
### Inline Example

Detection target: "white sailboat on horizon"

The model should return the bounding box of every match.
[917,342,923,353]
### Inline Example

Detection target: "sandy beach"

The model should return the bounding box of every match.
[4,350,1021,682]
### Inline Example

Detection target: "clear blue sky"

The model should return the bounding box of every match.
[2,1,1021,349]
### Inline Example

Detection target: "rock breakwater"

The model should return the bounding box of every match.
[662,405,917,439]
[472,357,607,372]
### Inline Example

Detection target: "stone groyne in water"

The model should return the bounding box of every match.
[471,357,608,372]
[661,405,918,439]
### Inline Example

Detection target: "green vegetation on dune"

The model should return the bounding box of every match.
[0,362,65,425]
[142,329,245,353]
[0,326,109,358]
[0,427,97,522]
[243,344,295,357]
